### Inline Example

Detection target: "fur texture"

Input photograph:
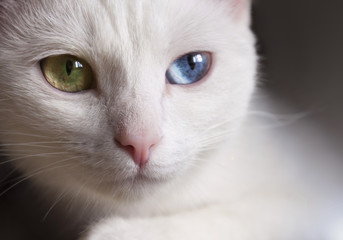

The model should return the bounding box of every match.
[0,0,342,239]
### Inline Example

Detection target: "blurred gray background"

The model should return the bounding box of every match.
[0,1,343,239]
[252,0,343,142]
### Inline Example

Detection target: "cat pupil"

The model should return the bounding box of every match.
[187,55,196,70]
[66,60,73,76]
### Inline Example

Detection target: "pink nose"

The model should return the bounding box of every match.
[115,133,161,167]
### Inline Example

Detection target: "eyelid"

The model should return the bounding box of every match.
[169,51,212,64]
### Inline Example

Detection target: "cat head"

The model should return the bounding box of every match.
[0,0,256,202]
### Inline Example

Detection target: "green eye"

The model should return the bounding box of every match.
[40,54,94,93]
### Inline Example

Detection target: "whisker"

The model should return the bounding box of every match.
[0,156,79,196]
[0,151,73,165]
[43,189,69,221]
[247,110,313,119]
[0,141,72,147]
[0,167,17,184]
[246,110,314,129]
[0,131,56,139]
[196,130,233,148]
[0,149,61,154]
[0,163,74,197]
[200,118,237,134]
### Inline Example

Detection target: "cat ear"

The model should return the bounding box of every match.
[230,0,252,25]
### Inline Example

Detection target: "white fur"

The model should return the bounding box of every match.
[0,0,342,239]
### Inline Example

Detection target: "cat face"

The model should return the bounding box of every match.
[0,0,256,201]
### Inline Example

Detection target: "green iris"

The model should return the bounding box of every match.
[41,54,94,93]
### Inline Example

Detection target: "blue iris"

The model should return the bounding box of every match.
[166,52,211,85]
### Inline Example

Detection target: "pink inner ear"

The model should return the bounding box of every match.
[232,0,243,7]
[231,0,249,22]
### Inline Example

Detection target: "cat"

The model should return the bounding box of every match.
[0,0,343,239]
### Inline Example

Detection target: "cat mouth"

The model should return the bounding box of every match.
[131,173,162,185]
[94,166,168,185]
[131,166,169,183]
[80,155,178,188]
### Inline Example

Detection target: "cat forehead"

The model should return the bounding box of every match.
[87,0,236,63]
[0,0,236,63]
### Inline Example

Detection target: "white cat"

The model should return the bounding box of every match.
[0,0,342,239]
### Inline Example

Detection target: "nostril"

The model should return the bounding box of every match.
[115,139,135,157]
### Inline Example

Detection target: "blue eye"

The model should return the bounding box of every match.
[166,52,211,85]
